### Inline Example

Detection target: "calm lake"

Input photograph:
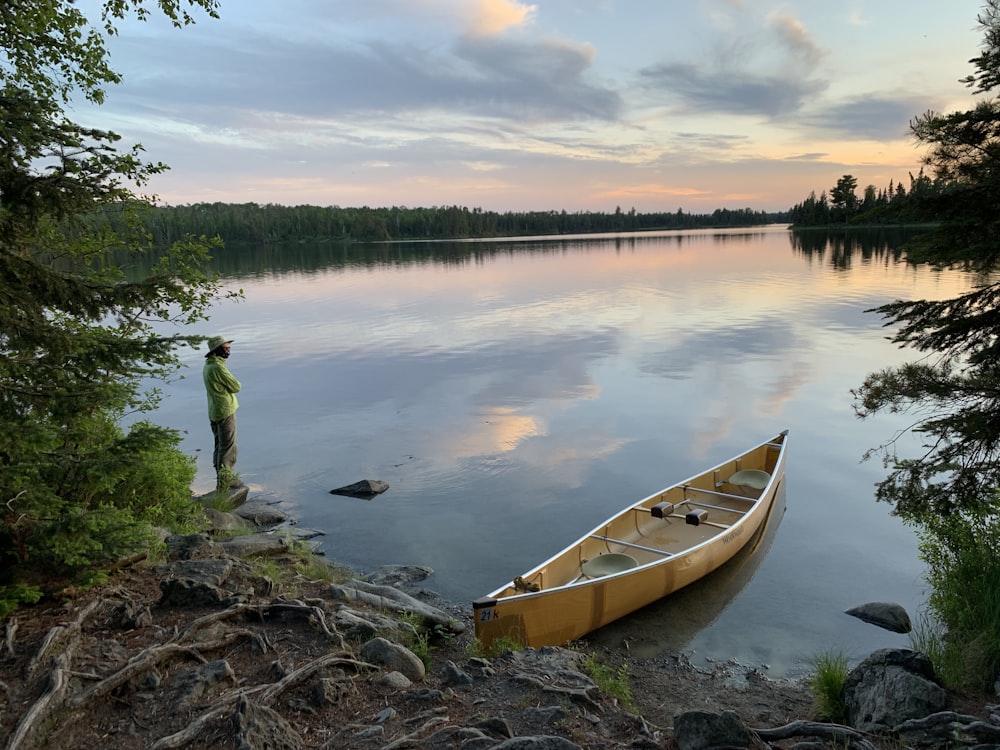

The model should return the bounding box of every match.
[152,225,977,677]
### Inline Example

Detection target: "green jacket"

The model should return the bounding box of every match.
[203,355,241,422]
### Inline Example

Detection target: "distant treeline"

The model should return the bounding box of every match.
[122,202,789,246]
[789,170,943,227]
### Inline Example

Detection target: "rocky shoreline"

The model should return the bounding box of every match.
[1,487,998,749]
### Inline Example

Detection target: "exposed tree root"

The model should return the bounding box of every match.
[3,618,16,658]
[8,601,102,750]
[379,716,451,750]
[6,652,70,750]
[68,630,254,708]
[896,710,1000,743]
[147,651,376,750]
[753,719,879,750]
[24,600,98,680]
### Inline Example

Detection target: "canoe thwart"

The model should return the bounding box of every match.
[686,509,709,526]
[725,469,771,490]
[650,501,675,518]
[590,534,676,557]
[581,553,639,578]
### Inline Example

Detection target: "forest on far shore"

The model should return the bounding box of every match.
[117,202,789,246]
[788,170,944,227]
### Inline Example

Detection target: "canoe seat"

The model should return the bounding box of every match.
[581,553,639,578]
[686,509,709,526]
[650,501,675,518]
[726,469,770,490]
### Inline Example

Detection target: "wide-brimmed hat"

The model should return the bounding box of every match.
[207,335,233,351]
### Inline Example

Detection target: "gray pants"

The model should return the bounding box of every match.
[211,412,238,482]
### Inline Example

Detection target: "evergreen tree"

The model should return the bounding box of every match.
[829,174,859,222]
[853,0,1000,520]
[0,0,224,597]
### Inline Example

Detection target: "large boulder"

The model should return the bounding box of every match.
[359,637,425,683]
[158,558,234,606]
[673,710,751,750]
[843,648,947,732]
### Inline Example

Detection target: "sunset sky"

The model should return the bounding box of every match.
[83,0,988,213]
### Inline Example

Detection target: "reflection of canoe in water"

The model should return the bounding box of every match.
[473,431,789,649]
[585,479,786,657]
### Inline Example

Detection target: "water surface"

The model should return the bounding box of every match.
[153,226,975,676]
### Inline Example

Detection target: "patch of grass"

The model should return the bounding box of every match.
[916,510,1000,692]
[248,557,286,586]
[289,541,351,583]
[397,611,433,668]
[581,652,634,710]
[808,649,848,722]
[910,611,998,691]
[211,523,257,540]
[392,610,457,669]
[201,480,244,511]
[466,634,526,659]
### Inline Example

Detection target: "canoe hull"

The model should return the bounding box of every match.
[473,432,788,649]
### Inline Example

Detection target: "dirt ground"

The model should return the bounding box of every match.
[0,553,988,750]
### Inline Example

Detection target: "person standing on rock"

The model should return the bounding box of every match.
[203,335,243,493]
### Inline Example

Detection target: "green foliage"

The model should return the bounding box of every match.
[808,650,848,722]
[843,4,1000,699]
[0,584,43,619]
[0,1,218,106]
[909,614,967,690]
[789,171,940,227]
[111,202,788,247]
[914,508,1000,692]
[850,2,1000,520]
[0,1,226,593]
[3,418,199,577]
[581,652,634,709]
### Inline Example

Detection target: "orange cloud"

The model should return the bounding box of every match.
[597,184,711,200]
[468,0,537,36]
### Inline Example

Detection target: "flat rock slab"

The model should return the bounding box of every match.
[287,527,325,540]
[234,499,289,527]
[217,533,293,558]
[329,479,389,499]
[329,579,465,634]
[195,485,250,507]
[366,564,433,588]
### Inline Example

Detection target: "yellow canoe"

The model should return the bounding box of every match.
[473,431,789,649]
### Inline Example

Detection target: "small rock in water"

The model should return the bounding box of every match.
[329,479,390,499]
[844,602,912,634]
